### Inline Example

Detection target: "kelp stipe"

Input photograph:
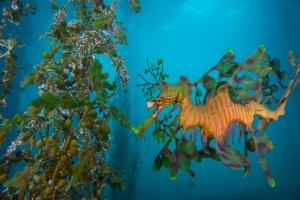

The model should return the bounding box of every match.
[0,0,141,199]
[133,46,300,187]
[109,78,140,200]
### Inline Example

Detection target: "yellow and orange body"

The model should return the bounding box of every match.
[177,83,285,144]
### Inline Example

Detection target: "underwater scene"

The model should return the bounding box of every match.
[1,0,300,199]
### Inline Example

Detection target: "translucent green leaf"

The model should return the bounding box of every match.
[162,155,171,168]
[61,92,76,109]
[228,86,238,97]
[20,74,35,87]
[58,20,67,31]
[257,134,273,154]
[259,67,272,77]
[184,140,196,156]
[216,145,249,170]
[220,63,238,78]
[4,166,39,199]
[202,75,217,90]
[152,155,163,171]
[0,132,6,145]
[216,48,238,77]
[208,148,221,161]
[71,146,95,186]
[0,124,12,134]
[161,148,172,168]
[268,176,276,188]
[270,58,280,72]
[242,45,266,73]
[31,92,60,112]
[196,89,202,97]
[90,60,103,90]
[177,153,190,171]
[246,138,256,152]
[287,51,296,67]
[260,157,276,187]
[157,58,163,66]
[221,48,234,62]
[10,114,22,124]
[237,75,260,90]
[168,159,178,180]
[217,63,232,75]
[237,88,261,102]
[256,119,269,132]
[243,60,261,73]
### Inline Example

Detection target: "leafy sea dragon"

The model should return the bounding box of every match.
[132,45,300,187]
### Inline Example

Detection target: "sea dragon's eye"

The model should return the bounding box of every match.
[155,98,164,105]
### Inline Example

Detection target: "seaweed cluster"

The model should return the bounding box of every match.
[0,0,140,199]
[0,0,36,110]
[136,46,300,186]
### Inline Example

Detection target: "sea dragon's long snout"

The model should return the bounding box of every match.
[131,98,163,135]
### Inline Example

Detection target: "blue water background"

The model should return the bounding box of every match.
[2,0,300,199]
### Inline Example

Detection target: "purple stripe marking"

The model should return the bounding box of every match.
[186,109,193,126]
[233,103,237,120]
[209,103,214,132]
[215,98,226,131]
[198,107,202,126]
[193,109,198,126]
[182,102,192,114]
[219,96,228,122]
[203,109,206,129]
[214,115,219,139]
[237,105,241,120]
